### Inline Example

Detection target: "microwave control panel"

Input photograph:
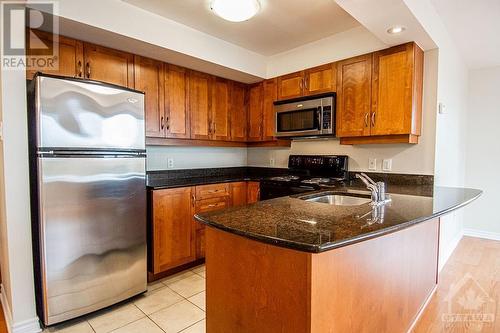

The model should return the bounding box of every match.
[322,106,332,130]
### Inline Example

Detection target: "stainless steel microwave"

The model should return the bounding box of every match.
[274,94,335,138]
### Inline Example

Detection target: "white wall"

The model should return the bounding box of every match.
[147,146,247,171]
[267,26,387,77]
[249,49,438,176]
[0,67,40,331]
[403,0,470,271]
[464,66,500,238]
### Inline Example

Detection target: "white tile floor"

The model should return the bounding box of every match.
[44,265,206,333]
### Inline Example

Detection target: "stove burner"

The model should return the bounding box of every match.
[268,175,300,182]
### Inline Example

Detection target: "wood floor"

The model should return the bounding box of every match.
[413,236,500,332]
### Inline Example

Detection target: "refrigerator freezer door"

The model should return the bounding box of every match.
[38,156,146,325]
[36,76,145,150]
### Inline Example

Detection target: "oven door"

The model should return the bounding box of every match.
[275,98,323,137]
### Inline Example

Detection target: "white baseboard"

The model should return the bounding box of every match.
[439,231,463,272]
[0,284,41,333]
[463,228,500,241]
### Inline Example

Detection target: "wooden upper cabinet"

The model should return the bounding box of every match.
[212,78,231,141]
[336,54,373,138]
[83,43,134,88]
[165,65,190,139]
[152,187,195,274]
[371,42,423,136]
[277,71,304,100]
[262,79,277,141]
[247,83,264,141]
[304,63,337,96]
[189,71,212,140]
[230,182,248,207]
[247,182,260,204]
[134,56,164,138]
[26,29,83,79]
[230,82,247,142]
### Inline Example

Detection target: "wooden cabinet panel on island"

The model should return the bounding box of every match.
[83,43,134,88]
[134,56,164,138]
[26,30,83,79]
[165,65,190,139]
[151,187,195,274]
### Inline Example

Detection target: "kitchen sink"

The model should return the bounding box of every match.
[301,194,372,206]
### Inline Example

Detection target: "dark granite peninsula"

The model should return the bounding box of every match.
[194,186,481,333]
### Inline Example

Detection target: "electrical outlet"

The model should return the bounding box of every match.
[167,158,174,169]
[382,159,392,171]
[368,158,377,171]
[269,158,275,167]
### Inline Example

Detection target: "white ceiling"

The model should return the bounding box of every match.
[122,0,361,56]
[431,0,500,69]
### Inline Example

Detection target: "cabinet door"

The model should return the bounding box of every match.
[230,182,248,207]
[371,43,422,136]
[262,78,278,141]
[230,82,247,142]
[212,78,231,141]
[277,71,304,100]
[165,65,191,138]
[336,54,372,138]
[247,83,263,142]
[304,63,336,96]
[247,182,260,204]
[152,187,195,274]
[134,56,165,138]
[189,71,212,140]
[83,43,134,88]
[26,29,83,79]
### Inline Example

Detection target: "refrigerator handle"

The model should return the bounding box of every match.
[39,150,146,157]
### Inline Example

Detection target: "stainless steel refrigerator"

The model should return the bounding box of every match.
[28,74,147,326]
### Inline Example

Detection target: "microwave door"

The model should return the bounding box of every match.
[275,107,321,137]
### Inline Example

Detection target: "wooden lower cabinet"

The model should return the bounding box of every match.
[151,187,196,274]
[247,181,260,203]
[150,181,260,277]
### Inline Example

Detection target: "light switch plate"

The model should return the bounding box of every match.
[382,159,392,171]
[368,158,377,171]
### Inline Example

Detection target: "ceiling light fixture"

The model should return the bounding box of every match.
[387,26,406,34]
[210,0,260,22]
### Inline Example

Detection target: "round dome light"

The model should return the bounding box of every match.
[387,26,406,34]
[210,0,261,22]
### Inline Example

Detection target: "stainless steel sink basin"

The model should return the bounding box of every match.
[303,194,372,206]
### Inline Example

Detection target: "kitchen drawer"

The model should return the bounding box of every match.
[195,183,230,200]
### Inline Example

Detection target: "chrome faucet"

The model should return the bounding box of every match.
[356,173,390,205]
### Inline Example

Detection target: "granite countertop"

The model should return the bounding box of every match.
[194,186,482,253]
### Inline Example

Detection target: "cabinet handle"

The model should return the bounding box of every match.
[166,117,170,130]
[213,122,216,134]
[371,112,376,127]
[364,113,369,127]
[299,78,303,91]
[207,204,217,208]
[77,61,83,77]
[160,116,165,130]
[86,62,91,79]
[192,194,195,206]
[304,77,308,90]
